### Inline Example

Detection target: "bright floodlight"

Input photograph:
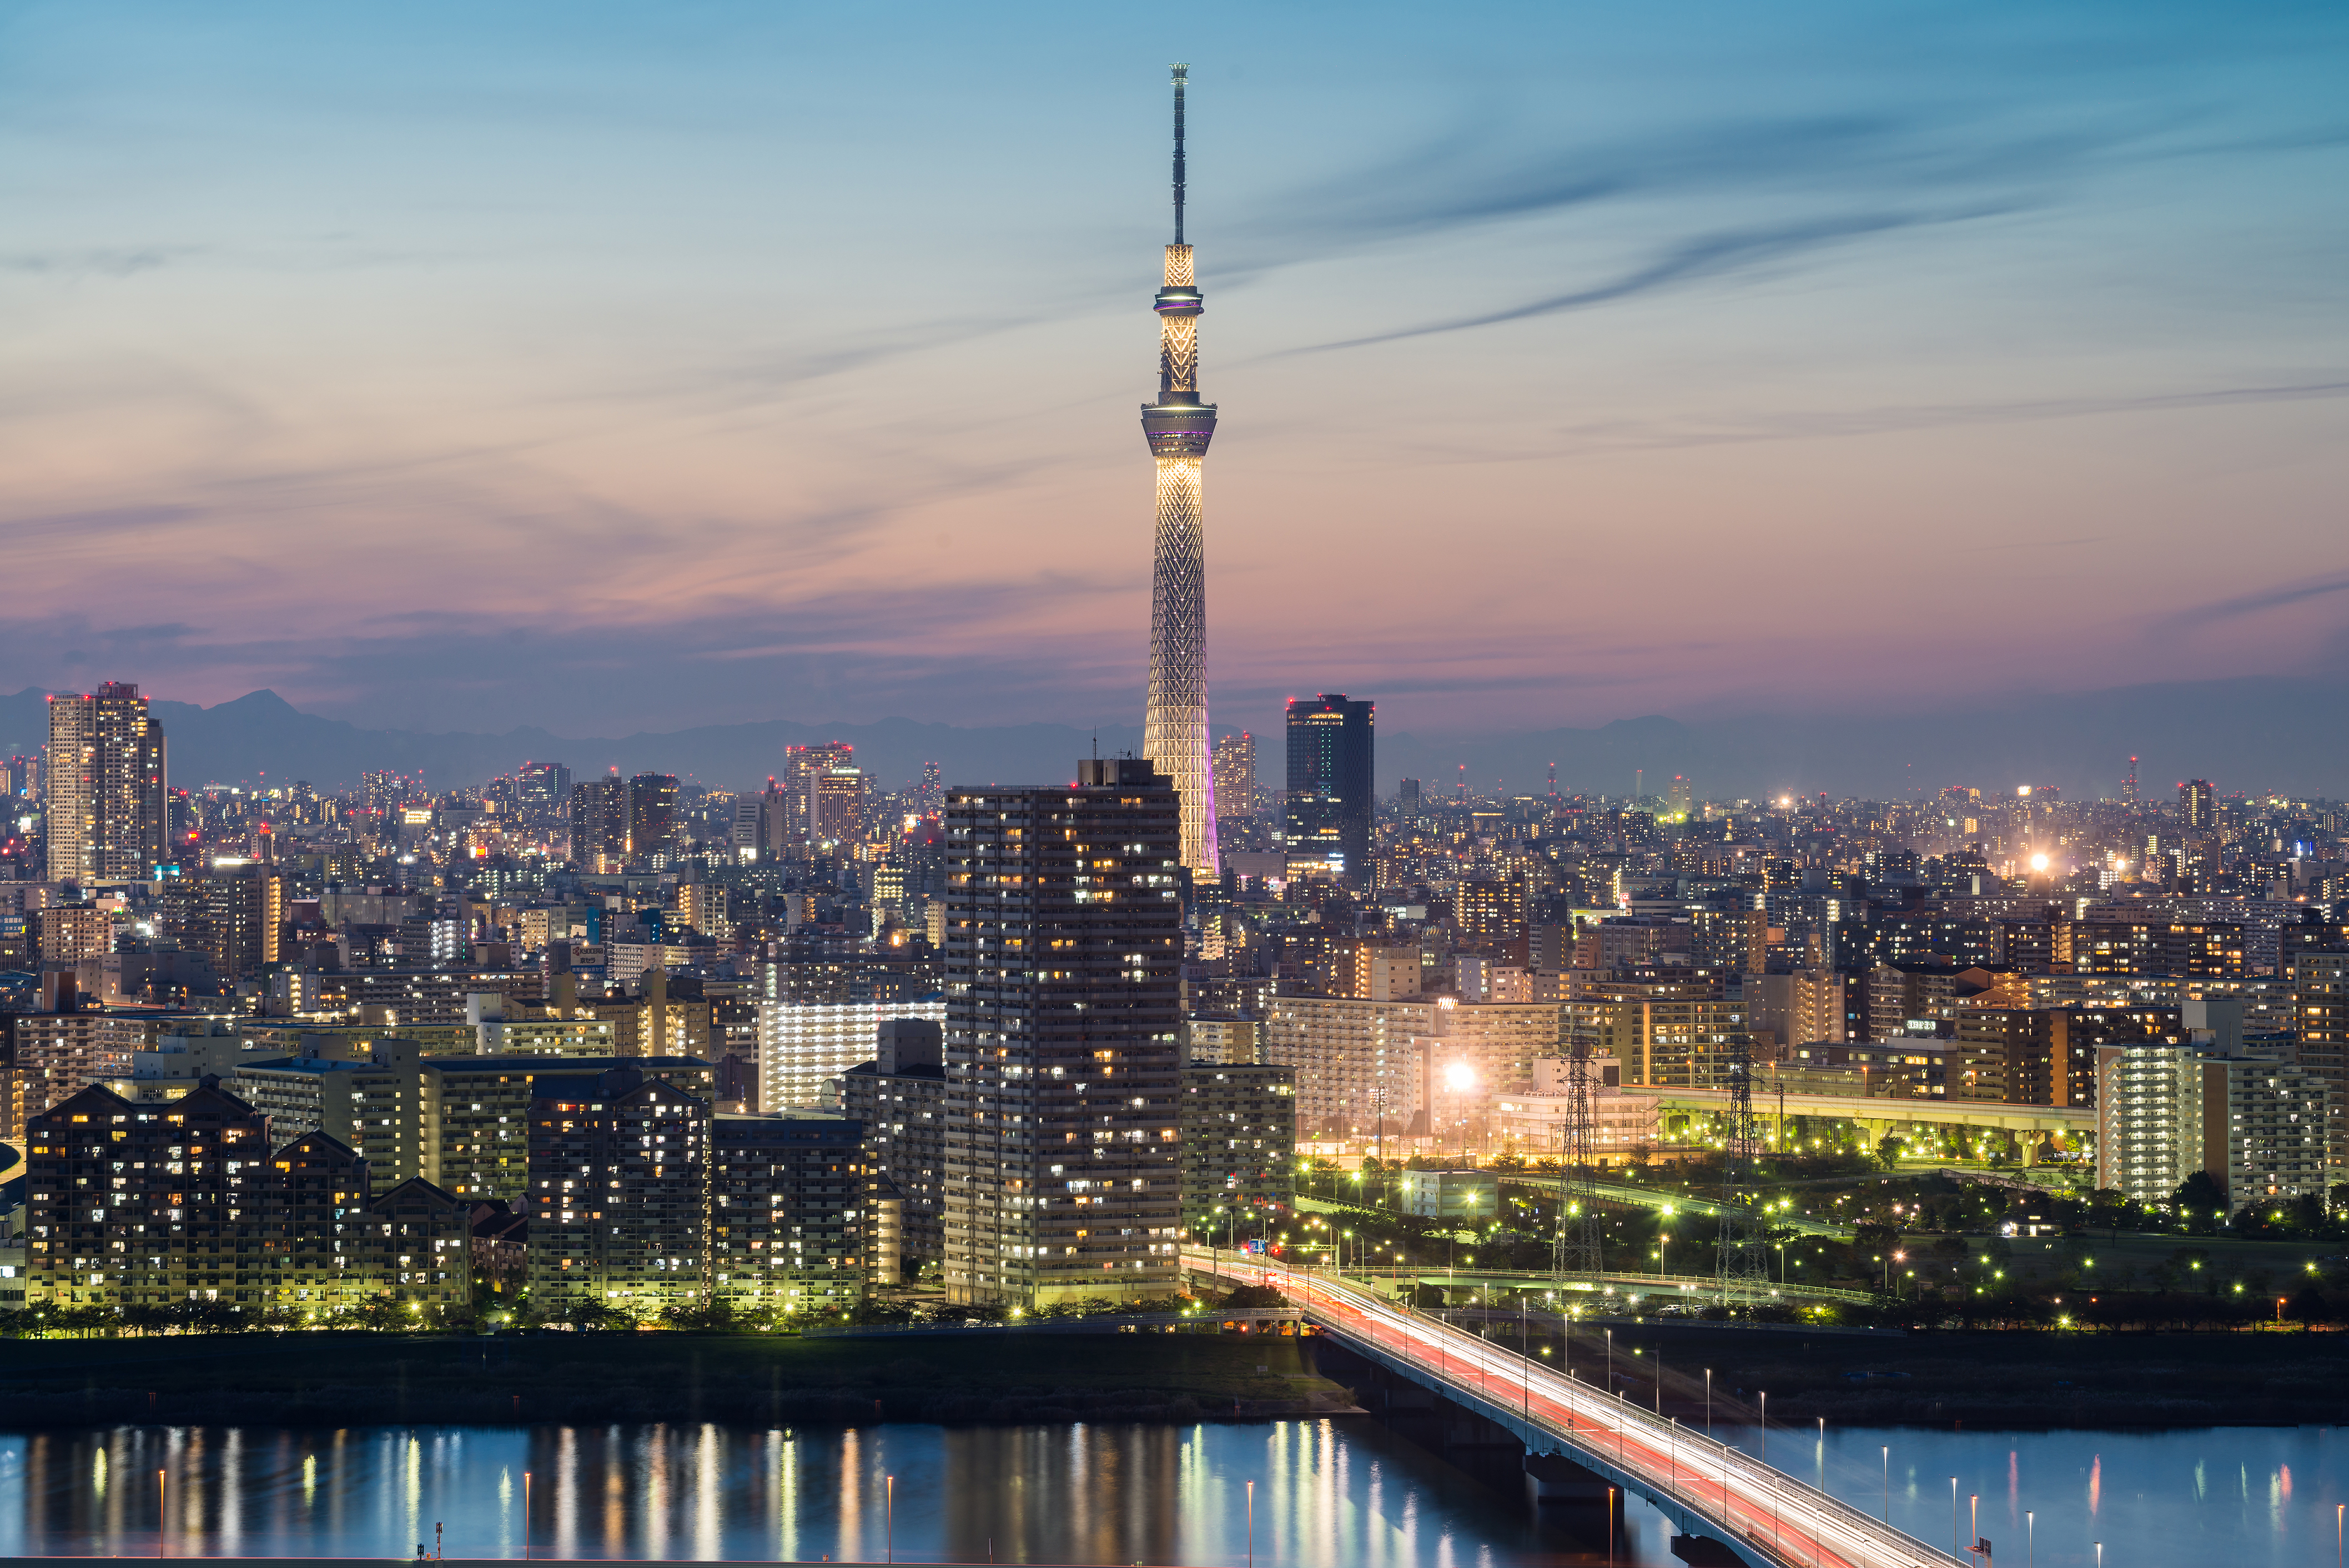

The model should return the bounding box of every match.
[1443,1061,1477,1092]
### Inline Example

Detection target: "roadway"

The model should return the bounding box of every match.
[1651,1087,2096,1147]
[1296,1175,1853,1239]
[1188,1249,1960,1568]
[1500,1173,1854,1239]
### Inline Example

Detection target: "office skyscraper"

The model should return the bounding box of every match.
[940,758,1184,1307]
[810,767,867,847]
[1284,694,1374,882]
[518,761,571,831]
[1139,64,1220,879]
[785,742,854,846]
[627,772,680,858]
[44,682,167,883]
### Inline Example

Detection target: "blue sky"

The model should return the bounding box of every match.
[3,1,2345,740]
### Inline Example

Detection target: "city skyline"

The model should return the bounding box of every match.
[5,4,2346,744]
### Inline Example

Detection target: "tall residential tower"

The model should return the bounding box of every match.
[44,682,167,883]
[1140,64,1220,878]
[940,759,1184,1306]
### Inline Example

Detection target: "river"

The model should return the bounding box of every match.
[0,1420,2337,1566]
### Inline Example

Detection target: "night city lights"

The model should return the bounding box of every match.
[3,8,2347,1568]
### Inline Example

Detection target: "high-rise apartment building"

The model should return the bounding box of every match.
[1951,1006,2174,1107]
[35,904,113,963]
[836,1018,948,1278]
[728,779,794,857]
[2096,1042,2333,1205]
[940,758,1185,1306]
[1455,875,1528,946]
[570,775,628,871]
[1262,993,1561,1139]
[43,682,167,883]
[757,997,946,1111]
[1752,969,1846,1049]
[1563,974,1748,1090]
[2181,779,2216,831]
[1178,1062,1295,1233]
[1283,694,1374,883]
[526,1063,712,1316]
[2293,951,2349,1146]
[191,863,282,979]
[1211,731,1256,818]
[708,1111,868,1316]
[1262,994,1435,1137]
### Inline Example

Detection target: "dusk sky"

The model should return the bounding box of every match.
[6,2,2347,742]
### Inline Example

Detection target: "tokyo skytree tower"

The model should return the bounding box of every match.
[1140,63,1220,877]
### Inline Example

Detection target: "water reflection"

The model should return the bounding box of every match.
[1,1420,2333,1566]
[1726,1424,2343,1568]
[0,1420,1670,1565]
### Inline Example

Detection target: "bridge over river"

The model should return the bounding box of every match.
[1189,1249,1963,1568]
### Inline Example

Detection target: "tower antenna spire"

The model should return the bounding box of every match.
[1171,63,1187,245]
[1140,64,1218,878]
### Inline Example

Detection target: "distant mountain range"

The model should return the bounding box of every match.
[2,677,2341,802]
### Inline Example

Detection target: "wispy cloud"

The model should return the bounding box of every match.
[1531,378,2349,455]
[1285,210,1978,353]
[0,246,193,277]
[2160,570,2349,633]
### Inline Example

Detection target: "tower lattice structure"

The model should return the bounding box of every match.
[1140,63,1220,878]
[1551,1039,1604,1280]
[1715,1037,1772,1303]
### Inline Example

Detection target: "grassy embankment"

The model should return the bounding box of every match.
[0,1331,1350,1429]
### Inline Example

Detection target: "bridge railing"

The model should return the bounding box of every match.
[1189,1252,1960,1568]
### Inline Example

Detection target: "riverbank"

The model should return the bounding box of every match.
[0,1332,1354,1429]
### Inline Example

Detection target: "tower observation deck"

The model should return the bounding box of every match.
[1141,62,1220,878]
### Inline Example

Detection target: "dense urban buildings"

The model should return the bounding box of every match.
[6,697,2349,1345]
[21,1082,471,1311]
[2,89,2345,1341]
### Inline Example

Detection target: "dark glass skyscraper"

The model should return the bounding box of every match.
[1284,693,1374,882]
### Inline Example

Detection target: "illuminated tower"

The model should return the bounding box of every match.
[1140,63,1220,877]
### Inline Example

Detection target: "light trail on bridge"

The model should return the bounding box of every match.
[1191,1250,1963,1568]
